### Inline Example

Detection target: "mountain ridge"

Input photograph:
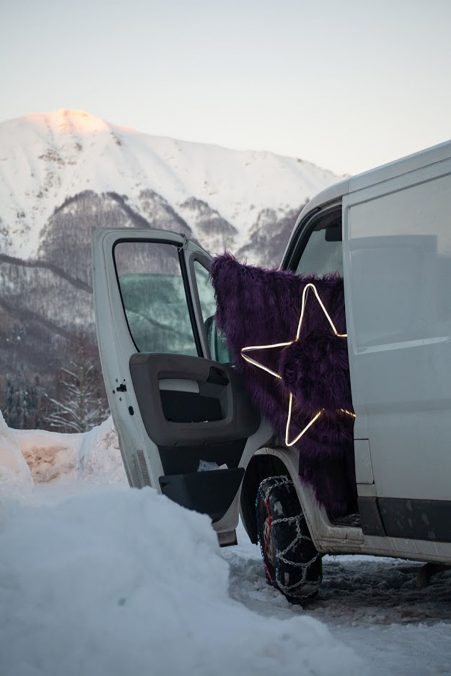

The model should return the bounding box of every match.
[0,108,341,427]
[0,108,340,259]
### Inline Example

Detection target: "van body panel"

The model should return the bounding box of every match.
[296,177,349,216]
[350,139,451,193]
[343,150,451,508]
[286,140,451,265]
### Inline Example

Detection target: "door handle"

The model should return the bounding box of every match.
[206,366,229,386]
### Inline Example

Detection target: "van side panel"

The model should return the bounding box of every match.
[344,160,451,517]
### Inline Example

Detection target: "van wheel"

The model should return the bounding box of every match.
[256,475,322,603]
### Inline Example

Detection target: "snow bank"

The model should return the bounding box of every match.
[77,417,127,485]
[0,415,362,674]
[2,416,126,486]
[0,410,32,489]
[12,426,81,483]
[0,487,362,676]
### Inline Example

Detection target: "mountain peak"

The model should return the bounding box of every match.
[0,109,340,259]
[24,109,110,135]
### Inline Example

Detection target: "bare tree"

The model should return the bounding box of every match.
[45,336,109,433]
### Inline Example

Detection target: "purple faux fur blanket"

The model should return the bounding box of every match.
[210,254,357,518]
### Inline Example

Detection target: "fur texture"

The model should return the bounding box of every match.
[210,253,357,517]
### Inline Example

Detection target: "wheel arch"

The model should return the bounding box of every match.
[240,449,309,544]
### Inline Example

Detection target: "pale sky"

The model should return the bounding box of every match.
[1,0,451,175]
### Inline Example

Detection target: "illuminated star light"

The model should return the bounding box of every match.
[241,283,355,448]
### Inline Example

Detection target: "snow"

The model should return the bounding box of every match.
[228,545,451,675]
[1,418,450,675]
[0,410,32,489]
[1,420,361,676]
[0,109,340,258]
[10,417,126,487]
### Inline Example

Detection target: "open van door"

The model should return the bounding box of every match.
[92,229,270,544]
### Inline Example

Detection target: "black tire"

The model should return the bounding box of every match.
[256,475,322,603]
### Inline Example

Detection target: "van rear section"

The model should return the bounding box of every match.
[343,156,451,547]
[280,141,451,562]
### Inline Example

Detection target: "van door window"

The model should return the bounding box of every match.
[114,240,198,355]
[193,260,231,363]
[295,214,343,276]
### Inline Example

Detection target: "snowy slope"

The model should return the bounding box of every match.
[0,109,340,258]
[0,420,362,676]
[1,419,451,675]
[0,488,363,676]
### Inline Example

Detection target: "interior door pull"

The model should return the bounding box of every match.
[207,367,229,386]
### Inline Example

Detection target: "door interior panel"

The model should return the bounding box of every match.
[130,352,260,522]
[129,353,260,447]
[159,390,224,423]
[159,468,245,522]
[158,438,246,475]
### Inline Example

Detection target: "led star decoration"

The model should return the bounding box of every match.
[241,282,355,447]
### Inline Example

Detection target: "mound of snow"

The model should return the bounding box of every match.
[0,411,32,489]
[12,426,81,483]
[0,487,362,676]
[77,417,127,485]
[1,416,126,487]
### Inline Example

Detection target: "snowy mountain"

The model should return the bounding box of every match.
[0,109,340,420]
[0,109,339,260]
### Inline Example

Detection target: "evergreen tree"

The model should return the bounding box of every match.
[3,377,50,429]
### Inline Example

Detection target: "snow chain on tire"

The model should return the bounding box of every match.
[256,475,322,603]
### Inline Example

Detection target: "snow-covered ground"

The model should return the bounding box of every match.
[1,414,450,675]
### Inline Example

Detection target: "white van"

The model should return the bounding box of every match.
[92,140,451,602]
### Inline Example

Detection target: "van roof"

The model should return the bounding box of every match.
[299,138,451,220]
